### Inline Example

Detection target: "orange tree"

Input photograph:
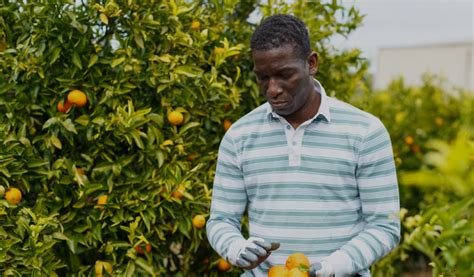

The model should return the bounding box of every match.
[0,0,366,275]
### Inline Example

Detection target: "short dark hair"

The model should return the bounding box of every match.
[250,14,311,59]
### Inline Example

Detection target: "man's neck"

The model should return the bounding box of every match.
[285,89,321,129]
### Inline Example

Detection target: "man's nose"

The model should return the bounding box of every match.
[266,78,282,98]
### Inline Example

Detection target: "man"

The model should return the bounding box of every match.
[206,14,400,277]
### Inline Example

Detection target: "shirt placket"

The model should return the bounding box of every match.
[283,123,305,166]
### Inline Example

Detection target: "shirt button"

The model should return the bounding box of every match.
[286,125,291,130]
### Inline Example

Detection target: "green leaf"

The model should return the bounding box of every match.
[72,52,82,69]
[50,135,62,149]
[88,54,98,68]
[43,117,59,129]
[135,258,154,275]
[174,65,204,78]
[111,57,126,68]
[62,119,77,134]
[50,48,61,65]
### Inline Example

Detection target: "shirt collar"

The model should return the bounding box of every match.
[266,79,331,123]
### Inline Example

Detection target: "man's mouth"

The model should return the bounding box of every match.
[270,101,288,109]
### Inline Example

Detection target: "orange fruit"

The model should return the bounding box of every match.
[191,20,201,30]
[435,117,444,126]
[288,267,308,277]
[217,258,231,272]
[187,153,199,161]
[223,119,232,131]
[97,195,108,208]
[411,144,420,154]
[404,136,414,145]
[57,100,72,113]
[145,243,152,253]
[135,245,144,254]
[223,103,232,111]
[268,265,289,277]
[5,187,22,205]
[172,184,186,199]
[192,215,206,229]
[67,90,87,107]
[168,111,184,126]
[285,253,310,270]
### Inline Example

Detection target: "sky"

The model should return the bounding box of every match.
[332,0,474,72]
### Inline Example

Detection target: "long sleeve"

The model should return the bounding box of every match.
[206,133,248,261]
[324,118,401,275]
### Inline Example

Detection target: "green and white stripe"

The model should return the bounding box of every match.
[207,81,400,276]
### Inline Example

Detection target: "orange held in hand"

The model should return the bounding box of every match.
[5,187,22,205]
[67,90,87,107]
[268,265,289,277]
[285,253,310,270]
[287,267,309,277]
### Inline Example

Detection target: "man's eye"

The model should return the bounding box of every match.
[280,71,293,79]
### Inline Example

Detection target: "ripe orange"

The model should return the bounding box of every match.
[57,100,72,113]
[5,187,22,205]
[404,136,414,145]
[145,243,152,253]
[435,117,444,126]
[285,253,310,270]
[97,195,108,208]
[192,215,206,229]
[223,103,232,111]
[135,245,144,254]
[191,20,201,30]
[67,90,87,107]
[288,267,309,277]
[223,119,232,131]
[268,265,289,277]
[168,111,184,126]
[172,184,186,199]
[217,258,231,272]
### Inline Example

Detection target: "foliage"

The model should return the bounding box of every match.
[372,131,474,276]
[0,0,366,275]
[351,76,473,210]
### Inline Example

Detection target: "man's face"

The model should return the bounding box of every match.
[252,44,317,116]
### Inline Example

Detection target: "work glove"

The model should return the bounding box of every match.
[309,261,335,277]
[227,237,280,270]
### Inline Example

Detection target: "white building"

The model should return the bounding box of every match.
[374,42,474,91]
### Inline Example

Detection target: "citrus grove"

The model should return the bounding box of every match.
[0,0,366,275]
[1,0,472,276]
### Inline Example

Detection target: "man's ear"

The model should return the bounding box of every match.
[308,52,318,75]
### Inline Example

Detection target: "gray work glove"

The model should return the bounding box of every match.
[309,261,335,277]
[227,237,280,270]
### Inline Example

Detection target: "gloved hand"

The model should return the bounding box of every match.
[227,237,280,270]
[309,261,335,277]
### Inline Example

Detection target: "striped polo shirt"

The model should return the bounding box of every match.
[206,80,400,276]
